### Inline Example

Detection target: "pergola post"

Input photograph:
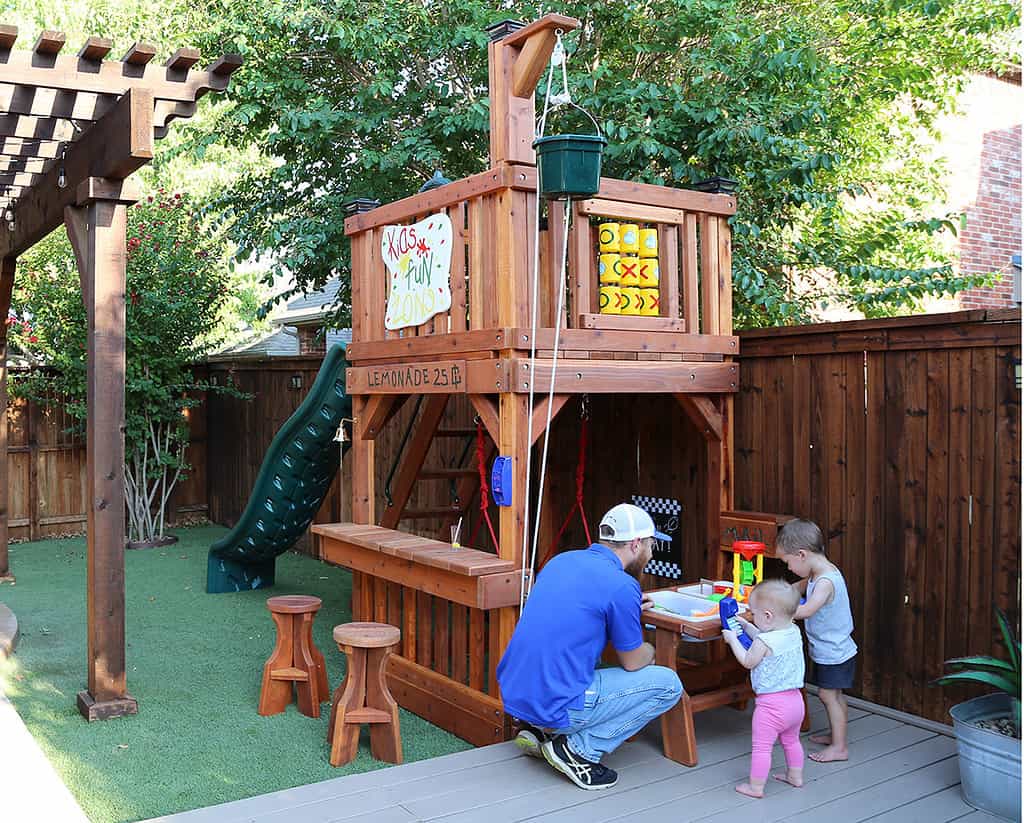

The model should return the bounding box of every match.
[66,177,140,720]
[0,23,239,718]
[0,257,14,583]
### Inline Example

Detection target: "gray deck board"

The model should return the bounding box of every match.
[146,697,980,823]
[861,784,975,822]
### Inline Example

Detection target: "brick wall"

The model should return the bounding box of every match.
[959,123,1022,308]
[296,324,326,355]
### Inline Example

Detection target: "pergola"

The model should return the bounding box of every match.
[0,26,240,720]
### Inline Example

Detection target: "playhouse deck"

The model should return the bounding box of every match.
[147,696,990,823]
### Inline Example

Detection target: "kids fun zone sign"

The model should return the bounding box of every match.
[382,213,453,331]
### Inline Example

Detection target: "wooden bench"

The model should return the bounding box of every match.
[313,523,527,610]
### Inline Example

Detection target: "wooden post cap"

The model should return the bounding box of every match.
[333,622,401,649]
[266,594,323,614]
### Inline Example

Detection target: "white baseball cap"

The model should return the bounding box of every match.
[599,503,670,542]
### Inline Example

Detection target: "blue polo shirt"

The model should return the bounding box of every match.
[496,543,644,728]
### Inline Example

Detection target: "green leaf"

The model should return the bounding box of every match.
[946,655,1019,675]
[933,671,1019,694]
[996,607,1021,673]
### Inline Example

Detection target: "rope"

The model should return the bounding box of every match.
[469,418,499,551]
[524,28,581,605]
[554,407,591,548]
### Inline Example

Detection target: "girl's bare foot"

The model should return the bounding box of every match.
[808,733,831,745]
[773,769,804,787]
[809,745,848,762]
[735,782,765,798]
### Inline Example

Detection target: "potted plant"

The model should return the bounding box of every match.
[933,607,1021,820]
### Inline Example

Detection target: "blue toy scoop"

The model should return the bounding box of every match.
[719,596,752,649]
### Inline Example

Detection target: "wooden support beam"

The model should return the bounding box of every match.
[0,25,17,51]
[0,138,61,159]
[121,42,157,65]
[0,86,153,260]
[675,394,724,442]
[165,47,200,72]
[510,28,559,98]
[349,395,374,620]
[530,394,570,446]
[0,157,48,174]
[469,394,500,444]
[700,214,721,335]
[78,36,113,62]
[33,31,65,55]
[0,257,14,582]
[498,393,530,567]
[577,198,685,225]
[488,14,578,165]
[513,359,739,394]
[378,395,449,530]
[0,114,79,142]
[65,180,138,720]
[0,170,40,188]
[358,393,402,440]
[207,54,243,77]
[0,46,232,103]
[682,213,699,332]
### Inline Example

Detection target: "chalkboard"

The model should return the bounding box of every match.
[633,494,683,579]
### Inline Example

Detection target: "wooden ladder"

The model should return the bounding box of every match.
[378,397,494,538]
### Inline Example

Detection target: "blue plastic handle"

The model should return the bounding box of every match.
[719,596,752,649]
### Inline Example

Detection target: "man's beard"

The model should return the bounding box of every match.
[624,554,647,580]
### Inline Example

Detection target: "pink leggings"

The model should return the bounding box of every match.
[750,689,805,780]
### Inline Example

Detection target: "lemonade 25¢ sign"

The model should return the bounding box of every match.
[382,213,453,331]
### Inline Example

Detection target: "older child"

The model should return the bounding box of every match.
[776,518,858,763]
[722,579,805,798]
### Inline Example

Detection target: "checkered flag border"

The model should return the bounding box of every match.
[632,495,683,579]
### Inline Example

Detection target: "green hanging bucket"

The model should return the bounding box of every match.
[533,133,607,200]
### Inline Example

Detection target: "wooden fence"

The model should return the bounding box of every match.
[4,310,1019,726]
[735,309,1021,724]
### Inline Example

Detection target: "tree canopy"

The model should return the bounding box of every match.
[186,0,1019,327]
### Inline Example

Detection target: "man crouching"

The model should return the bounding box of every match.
[497,503,683,790]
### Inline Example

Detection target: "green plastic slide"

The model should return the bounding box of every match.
[207,344,352,593]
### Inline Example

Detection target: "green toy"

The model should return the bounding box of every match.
[206,344,351,593]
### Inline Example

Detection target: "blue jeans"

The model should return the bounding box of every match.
[550,665,683,762]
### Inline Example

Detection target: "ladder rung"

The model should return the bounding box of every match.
[401,506,464,519]
[435,428,476,437]
[419,468,477,480]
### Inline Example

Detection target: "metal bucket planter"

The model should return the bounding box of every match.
[949,693,1021,820]
[533,133,607,200]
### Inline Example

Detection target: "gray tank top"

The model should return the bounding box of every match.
[805,568,857,664]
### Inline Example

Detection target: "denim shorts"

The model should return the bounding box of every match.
[809,656,856,690]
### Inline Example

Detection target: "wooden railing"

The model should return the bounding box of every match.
[344,165,737,347]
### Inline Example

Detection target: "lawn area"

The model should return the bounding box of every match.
[0,525,472,823]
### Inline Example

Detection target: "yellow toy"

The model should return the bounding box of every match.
[729,540,766,603]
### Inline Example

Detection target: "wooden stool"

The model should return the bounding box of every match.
[258,595,330,718]
[327,622,402,767]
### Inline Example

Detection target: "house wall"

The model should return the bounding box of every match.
[937,76,1022,309]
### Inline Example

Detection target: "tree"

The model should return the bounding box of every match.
[188,0,1018,327]
[10,192,238,543]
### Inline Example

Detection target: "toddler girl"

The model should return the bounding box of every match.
[722,579,806,798]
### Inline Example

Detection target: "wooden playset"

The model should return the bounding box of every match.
[312,13,792,764]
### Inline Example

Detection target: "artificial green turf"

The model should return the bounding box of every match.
[0,525,472,823]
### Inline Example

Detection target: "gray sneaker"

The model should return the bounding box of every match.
[514,725,545,758]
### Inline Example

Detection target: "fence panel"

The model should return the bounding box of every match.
[736,309,1021,724]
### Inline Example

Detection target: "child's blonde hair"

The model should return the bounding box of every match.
[776,518,825,555]
[750,579,800,618]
